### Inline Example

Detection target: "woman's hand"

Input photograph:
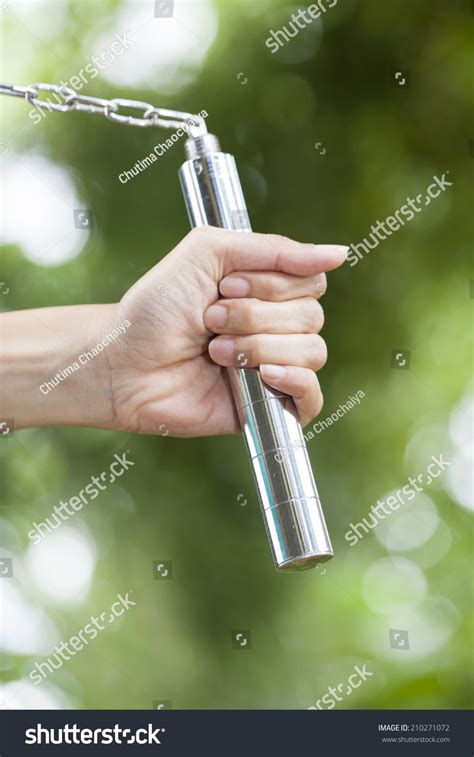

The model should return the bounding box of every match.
[0,227,347,435]
[107,227,347,436]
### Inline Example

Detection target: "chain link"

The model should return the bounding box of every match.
[0,81,208,135]
[26,82,77,113]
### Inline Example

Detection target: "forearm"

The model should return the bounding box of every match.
[0,304,118,430]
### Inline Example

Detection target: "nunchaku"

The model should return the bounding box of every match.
[0,82,334,571]
[179,132,333,571]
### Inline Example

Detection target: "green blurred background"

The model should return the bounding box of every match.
[0,0,472,710]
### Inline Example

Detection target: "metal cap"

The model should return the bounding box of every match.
[263,498,333,572]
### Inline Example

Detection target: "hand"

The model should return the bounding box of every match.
[0,228,347,434]
[106,227,347,436]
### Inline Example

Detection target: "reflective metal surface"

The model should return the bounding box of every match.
[238,396,305,460]
[179,134,333,571]
[0,81,208,133]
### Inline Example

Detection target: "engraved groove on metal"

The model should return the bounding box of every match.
[250,444,318,508]
[241,396,305,460]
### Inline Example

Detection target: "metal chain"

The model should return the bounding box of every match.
[0,81,208,135]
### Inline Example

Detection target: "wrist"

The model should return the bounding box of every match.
[0,303,120,430]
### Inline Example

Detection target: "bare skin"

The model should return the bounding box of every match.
[0,227,347,436]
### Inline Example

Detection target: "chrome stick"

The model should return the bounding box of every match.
[179,134,333,571]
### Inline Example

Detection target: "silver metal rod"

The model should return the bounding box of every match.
[179,134,333,571]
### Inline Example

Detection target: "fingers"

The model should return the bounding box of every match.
[187,228,340,428]
[186,226,348,277]
[204,297,324,335]
[208,333,327,371]
[219,271,327,301]
[260,365,323,427]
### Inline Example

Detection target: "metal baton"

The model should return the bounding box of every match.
[179,133,333,571]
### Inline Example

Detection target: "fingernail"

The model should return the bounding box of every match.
[220,277,250,297]
[210,338,234,362]
[206,304,228,329]
[261,364,287,380]
[316,244,349,258]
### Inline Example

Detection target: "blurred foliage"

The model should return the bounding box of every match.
[0,0,472,710]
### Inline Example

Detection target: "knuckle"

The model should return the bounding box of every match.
[271,276,289,299]
[238,298,257,331]
[267,233,292,248]
[252,334,266,359]
[298,370,315,396]
[317,336,328,367]
[188,225,207,242]
[187,225,219,249]
[316,301,325,330]
[290,372,306,396]
[315,274,327,297]
[305,299,324,332]
[315,386,324,416]
[308,335,326,369]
